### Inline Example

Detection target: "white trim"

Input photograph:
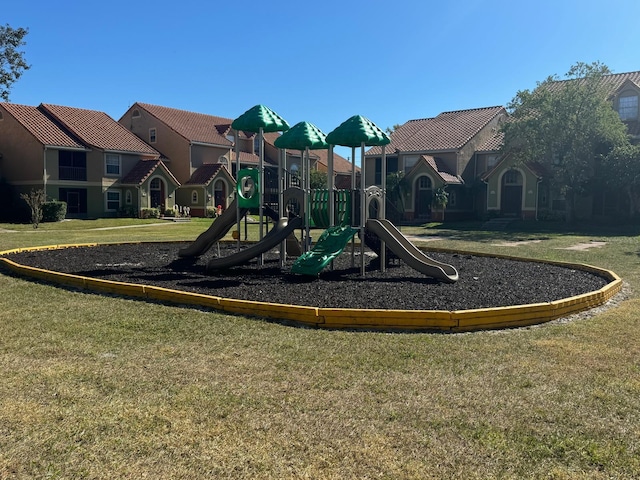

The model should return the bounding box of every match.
[104,153,121,177]
[105,190,121,212]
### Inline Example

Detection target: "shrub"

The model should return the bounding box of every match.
[118,206,137,218]
[140,208,160,219]
[20,188,46,228]
[41,201,67,222]
[163,208,175,217]
[206,207,217,218]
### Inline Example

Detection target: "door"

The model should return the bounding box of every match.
[414,176,432,219]
[149,178,165,211]
[213,179,226,209]
[501,170,523,216]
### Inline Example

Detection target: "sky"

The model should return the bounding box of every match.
[4,0,640,162]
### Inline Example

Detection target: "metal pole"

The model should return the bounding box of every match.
[235,130,241,252]
[258,127,264,267]
[360,142,366,277]
[380,144,386,273]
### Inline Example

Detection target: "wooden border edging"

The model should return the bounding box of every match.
[0,243,623,332]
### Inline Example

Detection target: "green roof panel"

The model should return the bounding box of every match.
[326,115,391,147]
[231,104,290,133]
[274,121,328,150]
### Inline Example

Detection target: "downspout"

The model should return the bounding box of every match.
[535,177,542,221]
[43,147,48,196]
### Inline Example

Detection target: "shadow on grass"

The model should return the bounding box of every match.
[402,219,640,242]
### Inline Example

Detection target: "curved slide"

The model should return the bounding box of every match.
[366,219,458,283]
[207,216,304,270]
[291,225,359,276]
[178,199,248,258]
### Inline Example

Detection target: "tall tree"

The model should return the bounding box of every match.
[0,24,30,101]
[605,143,640,216]
[501,61,629,221]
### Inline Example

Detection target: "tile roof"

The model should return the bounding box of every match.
[1,103,85,149]
[406,155,463,185]
[40,104,159,155]
[367,106,506,155]
[185,163,229,185]
[120,159,180,186]
[545,71,640,97]
[476,130,504,152]
[132,102,234,147]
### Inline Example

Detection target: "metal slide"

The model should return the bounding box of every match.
[207,216,304,270]
[365,219,459,283]
[178,199,248,258]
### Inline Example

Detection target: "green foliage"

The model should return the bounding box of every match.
[309,169,328,189]
[206,206,217,218]
[502,61,629,220]
[432,186,449,221]
[604,143,640,216]
[19,188,45,228]
[41,201,67,222]
[0,24,30,101]
[140,208,160,219]
[117,206,137,218]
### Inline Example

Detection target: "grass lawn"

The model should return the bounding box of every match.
[1,218,640,479]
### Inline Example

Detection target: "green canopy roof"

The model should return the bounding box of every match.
[325,115,390,147]
[231,104,290,133]
[273,121,328,150]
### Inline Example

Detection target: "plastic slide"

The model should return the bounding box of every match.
[207,216,304,270]
[365,219,459,283]
[291,224,359,276]
[178,199,248,258]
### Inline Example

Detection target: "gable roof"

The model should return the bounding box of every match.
[185,163,233,186]
[120,159,180,186]
[1,103,85,149]
[545,71,640,98]
[367,106,506,155]
[130,102,234,147]
[406,155,463,185]
[40,104,159,155]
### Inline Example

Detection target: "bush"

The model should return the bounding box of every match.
[163,208,175,217]
[41,201,67,222]
[140,208,160,219]
[206,207,217,218]
[118,206,137,218]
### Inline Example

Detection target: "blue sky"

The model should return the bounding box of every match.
[5,0,640,162]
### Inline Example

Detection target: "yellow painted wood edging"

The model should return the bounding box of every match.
[0,243,623,332]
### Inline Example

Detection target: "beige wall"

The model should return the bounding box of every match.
[0,107,46,182]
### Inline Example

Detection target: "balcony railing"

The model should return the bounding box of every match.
[59,166,87,181]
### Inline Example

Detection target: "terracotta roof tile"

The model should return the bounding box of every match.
[40,104,159,155]
[1,103,85,148]
[134,103,233,147]
[185,163,227,185]
[120,159,179,186]
[367,106,506,155]
[476,130,504,152]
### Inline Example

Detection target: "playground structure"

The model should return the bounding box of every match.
[178,105,459,282]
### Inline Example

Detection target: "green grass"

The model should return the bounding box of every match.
[2,218,640,479]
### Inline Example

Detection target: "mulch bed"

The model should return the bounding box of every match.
[2,242,610,311]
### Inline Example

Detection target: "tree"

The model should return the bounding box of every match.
[432,186,449,221]
[0,24,30,101]
[501,61,629,221]
[309,169,328,189]
[605,143,640,216]
[386,171,407,215]
[20,188,46,228]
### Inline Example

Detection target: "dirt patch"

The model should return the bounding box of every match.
[559,241,607,251]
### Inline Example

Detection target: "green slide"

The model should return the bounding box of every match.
[291,224,358,276]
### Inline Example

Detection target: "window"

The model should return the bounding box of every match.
[619,94,639,121]
[125,190,132,205]
[290,164,299,185]
[503,170,522,185]
[58,150,87,181]
[132,109,140,118]
[374,158,382,185]
[105,153,121,176]
[487,155,498,169]
[449,190,457,207]
[149,128,157,143]
[191,190,198,204]
[253,135,260,154]
[418,176,431,189]
[387,157,398,174]
[106,191,120,211]
[404,155,419,172]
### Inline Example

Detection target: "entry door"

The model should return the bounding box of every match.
[66,191,80,214]
[415,176,432,219]
[501,170,523,216]
[150,178,165,210]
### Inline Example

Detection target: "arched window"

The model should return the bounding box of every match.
[191,190,198,204]
[132,109,140,118]
[125,190,132,205]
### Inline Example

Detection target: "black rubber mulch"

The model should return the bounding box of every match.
[3,242,610,311]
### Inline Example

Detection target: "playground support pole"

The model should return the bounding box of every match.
[328,146,335,227]
[360,141,366,277]
[380,144,386,273]
[258,127,264,267]
[305,146,311,251]
[235,130,241,252]
[350,146,356,268]
[279,147,285,267]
